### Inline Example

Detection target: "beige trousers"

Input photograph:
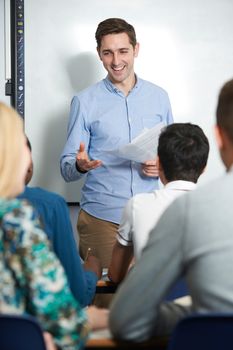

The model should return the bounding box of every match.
[77,209,118,268]
[77,210,118,308]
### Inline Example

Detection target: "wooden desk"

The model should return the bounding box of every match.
[86,336,168,349]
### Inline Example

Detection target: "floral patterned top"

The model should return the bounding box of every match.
[0,197,89,349]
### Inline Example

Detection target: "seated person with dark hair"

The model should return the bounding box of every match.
[108,123,209,283]
[109,78,233,342]
[18,138,101,307]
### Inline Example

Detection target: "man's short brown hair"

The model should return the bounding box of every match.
[95,18,137,49]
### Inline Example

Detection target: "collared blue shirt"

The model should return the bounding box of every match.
[18,186,97,307]
[60,76,173,223]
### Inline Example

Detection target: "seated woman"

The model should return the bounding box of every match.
[18,137,102,307]
[0,102,108,350]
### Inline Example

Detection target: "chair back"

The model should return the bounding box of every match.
[0,314,47,350]
[167,313,233,350]
[164,278,188,301]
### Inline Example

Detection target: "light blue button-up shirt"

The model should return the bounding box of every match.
[60,76,173,224]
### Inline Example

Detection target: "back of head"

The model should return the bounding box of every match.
[216,79,233,142]
[158,123,209,183]
[25,136,33,185]
[95,18,137,49]
[0,102,23,198]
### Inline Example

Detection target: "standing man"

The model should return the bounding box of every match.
[60,18,173,270]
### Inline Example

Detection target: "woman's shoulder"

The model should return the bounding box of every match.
[1,198,48,247]
[2,198,38,223]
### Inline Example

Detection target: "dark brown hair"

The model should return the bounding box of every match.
[158,123,209,183]
[95,18,137,49]
[216,79,233,142]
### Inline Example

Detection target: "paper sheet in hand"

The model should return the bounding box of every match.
[109,122,165,163]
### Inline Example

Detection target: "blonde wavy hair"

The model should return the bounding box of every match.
[0,102,24,198]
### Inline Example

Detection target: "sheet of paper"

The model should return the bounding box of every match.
[108,122,165,163]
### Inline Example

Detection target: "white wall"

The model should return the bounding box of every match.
[2,0,233,202]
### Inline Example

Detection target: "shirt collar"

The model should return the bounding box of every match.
[164,180,197,191]
[103,75,141,95]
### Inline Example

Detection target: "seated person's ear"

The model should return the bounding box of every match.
[156,156,167,185]
[156,156,161,171]
[156,156,164,176]
[214,125,224,150]
[25,161,33,185]
[201,166,206,175]
[215,124,233,151]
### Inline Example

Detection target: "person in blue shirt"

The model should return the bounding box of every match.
[19,138,102,307]
[60,18,173,281]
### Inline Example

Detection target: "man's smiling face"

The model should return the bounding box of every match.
[98,32,139,87]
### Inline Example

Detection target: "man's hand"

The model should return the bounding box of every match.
[76,142,102,172]
[84,254,102,280]
[87,306,109,330]
[141,159,159,177]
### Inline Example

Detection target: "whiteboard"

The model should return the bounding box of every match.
[18,0,233,201]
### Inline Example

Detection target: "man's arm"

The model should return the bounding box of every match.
[166,92,174,125]
[108,241,133,283]
[60,96,93,182]
[109,196,188,341]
